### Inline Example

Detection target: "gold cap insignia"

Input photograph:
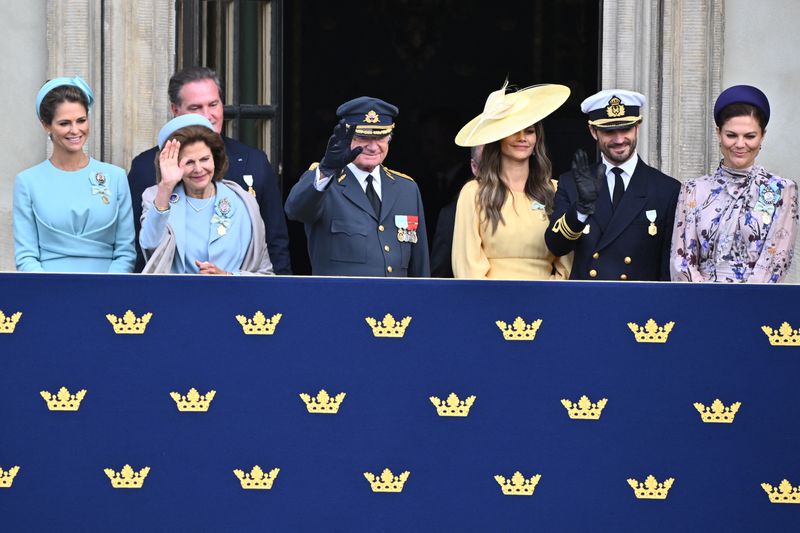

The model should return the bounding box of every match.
[430,393,476,417]
[364,110,380,123]
[364,468,410,493]
[606,96,625,118]
[627,475,675,500]
[496,317,542,341]
[299,390,346,414]
[104,464,150,489]
[494,471,541,496]
[234,466,280,490]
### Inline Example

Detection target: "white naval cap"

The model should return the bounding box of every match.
[580,89,646,130]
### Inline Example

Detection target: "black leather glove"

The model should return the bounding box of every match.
[319,119,363,177]
[572,149,606,215]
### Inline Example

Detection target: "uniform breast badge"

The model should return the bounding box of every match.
[395,215,419,243]
[646,210,657,236]
[243,174,256,197]
[755,183,779,225]
[212,197,233,236]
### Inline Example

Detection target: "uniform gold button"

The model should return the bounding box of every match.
[589,269,597,278]
[620,274,628,280]
[378,225,385,232]
[592,252,600,259]
[384,245,390,252]
[387,266,393,273]
[624,256,632,264]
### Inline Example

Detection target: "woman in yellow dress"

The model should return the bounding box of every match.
[452,82,571,279]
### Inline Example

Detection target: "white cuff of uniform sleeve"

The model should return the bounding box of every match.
[313,168,332,191]
[576,211,588,223]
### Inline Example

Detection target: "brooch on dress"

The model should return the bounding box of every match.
[755,183,780,225]
[90,172,110,204]
[211,197,234,236]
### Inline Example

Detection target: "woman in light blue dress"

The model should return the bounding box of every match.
[139,114,273,275]
[13,77,135,272]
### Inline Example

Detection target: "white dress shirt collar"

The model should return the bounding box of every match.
[347,163,382,199]
[601,153,639,197]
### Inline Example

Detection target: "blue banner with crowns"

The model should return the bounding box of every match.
[1,273,800,532]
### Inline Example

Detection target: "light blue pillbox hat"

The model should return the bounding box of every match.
[35,76,94,120]
[157,114,215,149]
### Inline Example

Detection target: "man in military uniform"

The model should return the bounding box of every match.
[546,89,680,281]
[285,97,430,277]
[128,66,291,274]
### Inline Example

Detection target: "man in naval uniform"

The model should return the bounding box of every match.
[546,89,680,281]
[128,66,291,274]
[285,96,430,277]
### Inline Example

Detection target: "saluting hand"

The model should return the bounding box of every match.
[572,149,606,216]
[319,119,363,176]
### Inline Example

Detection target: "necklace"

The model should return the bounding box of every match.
[186,196,214,212]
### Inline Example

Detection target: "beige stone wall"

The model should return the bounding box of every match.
[0,1,48,271]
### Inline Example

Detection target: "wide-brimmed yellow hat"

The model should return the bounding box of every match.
[455,82,570,147]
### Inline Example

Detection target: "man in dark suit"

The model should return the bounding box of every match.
[285,97,429,277]
[128,67,291,273]
[546,89,680,281]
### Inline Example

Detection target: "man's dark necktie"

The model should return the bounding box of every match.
[365,174,381,217]
[611,167,625,211]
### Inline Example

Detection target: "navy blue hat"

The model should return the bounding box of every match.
[336,96,398,137]
[713,85,770,127]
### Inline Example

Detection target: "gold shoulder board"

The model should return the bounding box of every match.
[384,166,415,182]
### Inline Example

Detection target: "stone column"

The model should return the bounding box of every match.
[47,0,175,168]
[601,0,724,180]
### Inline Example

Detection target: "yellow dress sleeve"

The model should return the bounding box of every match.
[452,180,491,279]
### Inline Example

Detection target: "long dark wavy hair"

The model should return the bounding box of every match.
[474,121,554,234]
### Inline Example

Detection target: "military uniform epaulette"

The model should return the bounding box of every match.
[383,166,414,182]
[308,162,320,171]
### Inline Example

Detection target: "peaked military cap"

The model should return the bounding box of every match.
[337,96,398,137]
[581,89,646,130]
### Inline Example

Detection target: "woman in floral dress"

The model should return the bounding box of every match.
[670,85,798,282]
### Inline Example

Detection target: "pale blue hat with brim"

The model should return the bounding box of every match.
[157,114,215,149]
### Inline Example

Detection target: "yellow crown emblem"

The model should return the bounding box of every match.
[364,468,410,493]
[762,479,800,504]
[627,475,674,500]
[236,311,282,335]
[0,310,22,334]
[364,110,380,123]
[233,465,280,490]
[495,471,541,496]
[693,399,740,423]
[365,314,412,338]
[761,322,800,346]
[627,319,674,343]
[606,96,625,118]
[106,310,152,334]
[170,388,216,412]
[561,395,607,420]
[429,393,476,417]
[299,390,346,414]
[40,387,87,411]
[0,466,20,488]
[496,317,542,341]
[104,464,150,489]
